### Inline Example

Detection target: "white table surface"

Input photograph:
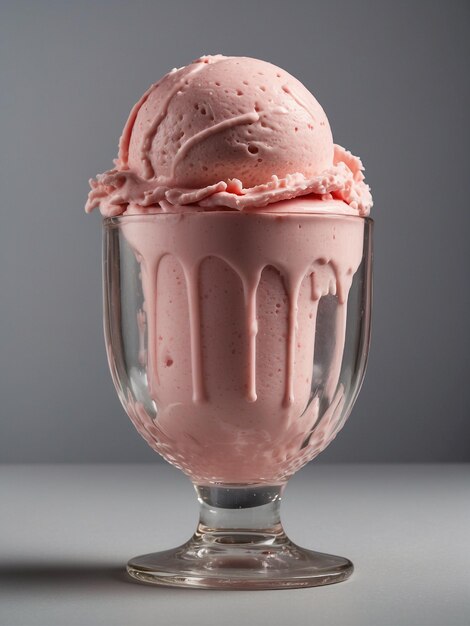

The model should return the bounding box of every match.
[1,463,469,626]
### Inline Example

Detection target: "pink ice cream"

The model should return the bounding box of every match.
[91,55,372,484]
[86,55,371,217]
[116,212,366,483]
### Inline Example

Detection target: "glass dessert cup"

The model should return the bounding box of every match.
[103,210,372,590]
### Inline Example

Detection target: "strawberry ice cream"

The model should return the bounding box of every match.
[86,55,371,217]
[91,55,372,484]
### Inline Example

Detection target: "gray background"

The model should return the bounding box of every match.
[0,0,469,463]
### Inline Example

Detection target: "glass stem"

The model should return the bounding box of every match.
[194,484,286,542]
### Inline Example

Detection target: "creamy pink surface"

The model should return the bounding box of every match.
[106,210,365,484]
[86,55,372,217]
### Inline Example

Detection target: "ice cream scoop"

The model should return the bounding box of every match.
[86,55,372,217]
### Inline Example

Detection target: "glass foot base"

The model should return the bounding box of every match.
[127,485,353,589]
[127,536,353,590]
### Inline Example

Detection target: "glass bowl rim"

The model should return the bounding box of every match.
[102,210,374,226]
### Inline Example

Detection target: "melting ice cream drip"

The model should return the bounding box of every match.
[284,275,302,407]
[138,253,355,407]
[139,257,163,398]
[182,262,206,404]
[243,272,262,403]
